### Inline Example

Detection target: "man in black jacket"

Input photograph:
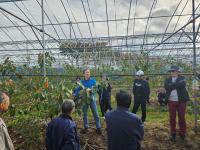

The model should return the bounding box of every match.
[97,74,112,117]
[132,70,150,122]
[164,66,189,142]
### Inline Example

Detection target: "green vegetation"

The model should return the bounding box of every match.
[0,56,199,150]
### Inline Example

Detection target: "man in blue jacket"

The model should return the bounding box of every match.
[45,100,80,150]
[105,90,144,150]
[73,68,101,134]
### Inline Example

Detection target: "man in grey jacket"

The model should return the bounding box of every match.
[0,92,14,150]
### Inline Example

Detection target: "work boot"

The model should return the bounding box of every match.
[80,128,88,134]
[141,117,145,123]
[169,133,176,142]
[96,128,102,135]
[179,133,185,140]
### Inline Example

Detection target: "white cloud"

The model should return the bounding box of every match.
[0,0,199,62]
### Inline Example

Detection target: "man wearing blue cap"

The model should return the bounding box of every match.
[164,66,189,142]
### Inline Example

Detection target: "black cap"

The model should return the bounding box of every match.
[168,66,180,72]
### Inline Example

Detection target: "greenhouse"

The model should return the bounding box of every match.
[0,0,199,149]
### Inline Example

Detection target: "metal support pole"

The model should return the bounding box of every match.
[195,22,200,41]
[42,0,46,77]
[70,22,72,39]
[192,0,198,131]
[192,0,196,73]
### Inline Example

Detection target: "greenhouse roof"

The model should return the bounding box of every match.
[0,0,200,65]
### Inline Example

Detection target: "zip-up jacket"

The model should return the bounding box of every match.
[164,75,190,102]
[133,79,150,100]
[45,114,80,150]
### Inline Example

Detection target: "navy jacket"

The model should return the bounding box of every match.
[97,82,112,101]
[45,114,80,150]
[105,107,144,150]
[164,75,190,102]
[133,79,150,100]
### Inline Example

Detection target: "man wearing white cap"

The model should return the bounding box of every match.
[132,70,150,122]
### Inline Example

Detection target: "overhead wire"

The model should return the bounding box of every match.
[126,0,133,46]
[0,0,199,64]
[105,0,110,44]
[165,1,200,58]
[142,0,157,51]
[178,1,200,56]
[0,11,21,50]
[149,0,189,56]
[86,0,97,37]
[36,0,61,41]
[132,0,138,44]
[21,1,40,25]
[161,0,189,58]
[0,13,194,29]
[113,0,119,65]
[45,0,68,39]
[80,0,95,48]
[66,0,83,38]
[10,0,57,51]
[12,0,43,40]
[60,0,78,41]
[160,0,183,43]
[1,10,36,49]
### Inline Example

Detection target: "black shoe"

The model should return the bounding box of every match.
[96,128,102,135]
[141,117,145,123]
[179,133,185,140]
[170,133,176,142]
[80,128,88,134]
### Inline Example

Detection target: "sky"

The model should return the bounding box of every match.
[0,0,199,63]
[0,0,198,39]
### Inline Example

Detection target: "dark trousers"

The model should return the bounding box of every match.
[146,98,150,104]
[132,96,146,122]
[99,96,112,117]
[168,101,186,135]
